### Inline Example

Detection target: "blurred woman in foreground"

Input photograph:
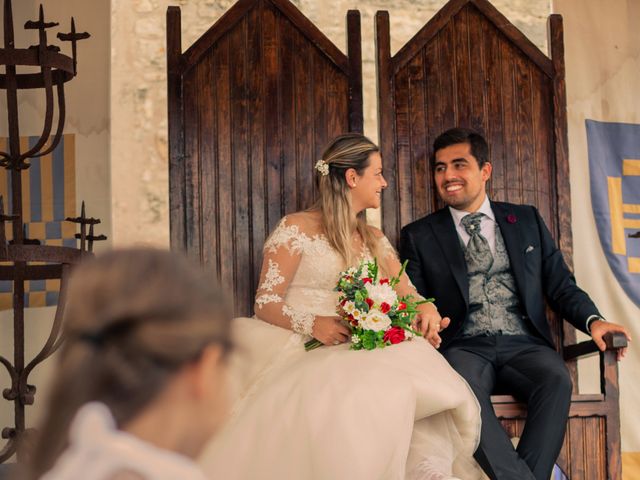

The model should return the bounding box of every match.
[27,248,232,480]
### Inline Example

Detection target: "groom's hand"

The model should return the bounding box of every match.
[312,315,351,346]
[416,304,450,349]
[590,320,631,361]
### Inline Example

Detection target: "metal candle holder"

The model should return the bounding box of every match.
[0,0,104,462]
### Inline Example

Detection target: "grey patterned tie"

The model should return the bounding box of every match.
[461,212,493,272]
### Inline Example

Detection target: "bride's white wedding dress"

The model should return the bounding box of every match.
[199,215,482,479]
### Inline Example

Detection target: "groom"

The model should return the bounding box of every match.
[399,127,630,480]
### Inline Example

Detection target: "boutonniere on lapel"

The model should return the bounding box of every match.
[506,214,517,224]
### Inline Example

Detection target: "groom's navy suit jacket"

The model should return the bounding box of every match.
[399,201,601,349]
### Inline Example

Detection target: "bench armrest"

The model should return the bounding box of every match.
[563,331,628,361]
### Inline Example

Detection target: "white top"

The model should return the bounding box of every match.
[41,403,208,480]
[448,194,496,255]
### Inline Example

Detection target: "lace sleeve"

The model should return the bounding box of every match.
[253,217,315,336]
[377,234,426,302]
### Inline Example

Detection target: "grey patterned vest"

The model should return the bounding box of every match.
[461,224,533,337]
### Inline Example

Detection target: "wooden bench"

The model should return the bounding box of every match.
[167,0,626,477]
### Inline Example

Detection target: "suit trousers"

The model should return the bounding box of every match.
[443,335,572,480]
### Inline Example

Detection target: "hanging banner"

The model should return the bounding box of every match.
[586,120,640,307]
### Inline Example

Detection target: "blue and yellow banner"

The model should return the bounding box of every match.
[0,135,76,309]
[586,120,640,307]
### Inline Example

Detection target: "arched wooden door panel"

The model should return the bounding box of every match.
[376,1,620,477]
[167,0,362,315]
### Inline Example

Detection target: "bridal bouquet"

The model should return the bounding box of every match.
[305,259,431,351]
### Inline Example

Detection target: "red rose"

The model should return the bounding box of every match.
[383,326,406,344]
[507,214,517,224]
[340,298,347,307]
[365,298,374,309]
[348,315,358,327]
[362,277,373,284]
[380,302,391,314]
[379,278,389,284]
[397,302,406,311]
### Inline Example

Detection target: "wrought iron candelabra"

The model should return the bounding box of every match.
[0,0,104,462]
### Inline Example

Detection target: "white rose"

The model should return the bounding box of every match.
[364,282,397,307]
[352,309,362,320]
[343,301,356,314]
[360,309,392,332]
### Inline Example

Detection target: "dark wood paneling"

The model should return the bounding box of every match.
[602,348,623,478]
[280,15,297,214]
[483,19,504,201]
[347,10,363,133]
[453,7,471,127]
[394,62,412,229]
[247,4,267,293]
[263,2,282,235]
[437,21,457,134]
[229,17,252,312]
[182,65,201,263]
[376,11,399,243]
[467,6,487,133]
[211,36,233,288]
[568,417,586,478]
[197,48,218,275]
[167,7,185,251]
[500,414,607,479]
[407,52,427,221]
[293,23,314,214]
[168,0,361,316]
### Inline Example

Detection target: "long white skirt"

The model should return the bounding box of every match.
[199,317,483,479]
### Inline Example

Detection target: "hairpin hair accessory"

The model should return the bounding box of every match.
[315,159,329,176]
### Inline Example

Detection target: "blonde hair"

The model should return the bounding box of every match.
[312,133,382,267]
[28,248,232,479]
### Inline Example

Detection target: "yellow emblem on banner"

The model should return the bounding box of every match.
[608,159,640,273]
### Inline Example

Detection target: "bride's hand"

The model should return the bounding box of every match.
[312,316,351,346]
[414,304,450,349]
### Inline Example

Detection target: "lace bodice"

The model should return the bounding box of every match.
[254,214,417,337]
[269,224,345,316]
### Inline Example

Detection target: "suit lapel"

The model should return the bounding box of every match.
[492,202,527,295]
[430,209,469,306]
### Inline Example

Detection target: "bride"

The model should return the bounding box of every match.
[199,133,482,479]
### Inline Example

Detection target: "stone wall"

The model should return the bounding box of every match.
[111,0,550,246]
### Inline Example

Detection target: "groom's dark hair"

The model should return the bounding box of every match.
[431,127,489,169]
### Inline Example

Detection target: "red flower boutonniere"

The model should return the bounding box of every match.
[506,214,517,224]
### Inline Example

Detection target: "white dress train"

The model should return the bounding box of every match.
[199,216,482,479]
